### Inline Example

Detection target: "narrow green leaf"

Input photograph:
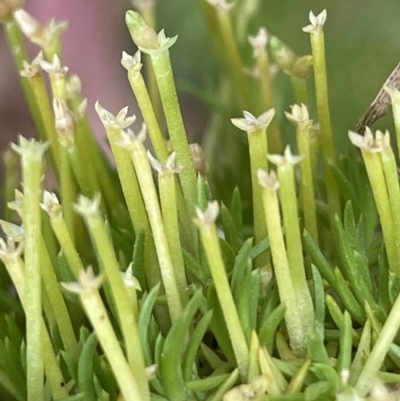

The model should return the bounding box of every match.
[221,203,242,252]
[77,332,97,401]
[204,368,239,401]
[258,303,286,352]
[159,290,205,401]
[307,333,329,365]
[183,310,213,382]
[186,373,230,391]
[132,230,146,292]
[337,311,352,372]
[311,265,325,339]
[182,247,209,283]
[230,187,243,238]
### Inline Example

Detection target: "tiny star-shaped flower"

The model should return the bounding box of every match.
[348,127,384,153]
[193,201,220,231]
[302,10,327,34]
[267,145,304,167]
[285,104,312,126]
[40,54,69,76]
[257,169,280,191]
[147,151,183,174]
[248,27,268,59]
[95,102,136,130]
[116,123,148,150]
[121,50,142,72]
[74,194,102,219]
[231,109,275,133]
[206,0,233,13]
[61,266,105,294]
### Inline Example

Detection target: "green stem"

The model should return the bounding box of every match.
[158,171,189,307]
[79,286,145,401]
[291,76,308,105]
[260,176,308,357]
[380,143,400,272]
[356,293,400,395]
[59,144,76,241]
[127,67,169,161]
[151,50,198,218]
[81,208,148,397]
[277,162,314,336]
[5,22,46,145]
[197,218,249,381]
[127,140,183,323]
[29,74,61,174]
[106,126,162,289]
[309,29,340,223]
[361,149,398,275]
[216,10,252,110]
[257,52,282,153]
[296,123,318,243]
[247,128,269,269]
[39,237,79,360]
[20,146,45,401]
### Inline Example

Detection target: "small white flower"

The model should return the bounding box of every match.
[257,169,280,190]
[8,190,24,218]
[267,145,304,166]
[348,127,383,153]
[302,10,327,34]
[284,104,312,126]
[248,27,268,59]
[121,50,142,73]
[121,263,142,291]
[0,237,24,263]
[66,74,82,99]
[74,194,102,219]
[20,51,44,78]
[231,109,275,133]
[40,54,69,76]
[116,123,148,150]
[95,102,136,130]
[41,191,63,220]
[193,201,220,231]
[61,266,105,294]
[53,98,76,145]
[0,221,24,242]
[11,135,49,160]
[147,151,183,174]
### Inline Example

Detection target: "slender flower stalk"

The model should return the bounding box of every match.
[2,149,19,221]
[258,169,309,356]
[126,11,198,221]
[303,9,340,223]
[41,54,68,99]
[131,0,162,124]
[53,98,77,239]
[4,19,47,145]
[249,28,282,152]
[285,104,318,243]
[20,52,60,174]
[62,267,147,401]
[74,194,149,398]
[148,151,189,307]
[41,191,82,278]
[121,50,169,161]
[0,238,69,400]
[231,109,274,269]
[116,125,183,323]
[95,102,162,289]
[268,146,315,339]
[376,131,400,269]
[194,201,249,381]
[206,0,252,110]
[11,136,49,401]
[349,128,399,275]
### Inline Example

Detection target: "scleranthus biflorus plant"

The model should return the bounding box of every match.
[2,0,400,400]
